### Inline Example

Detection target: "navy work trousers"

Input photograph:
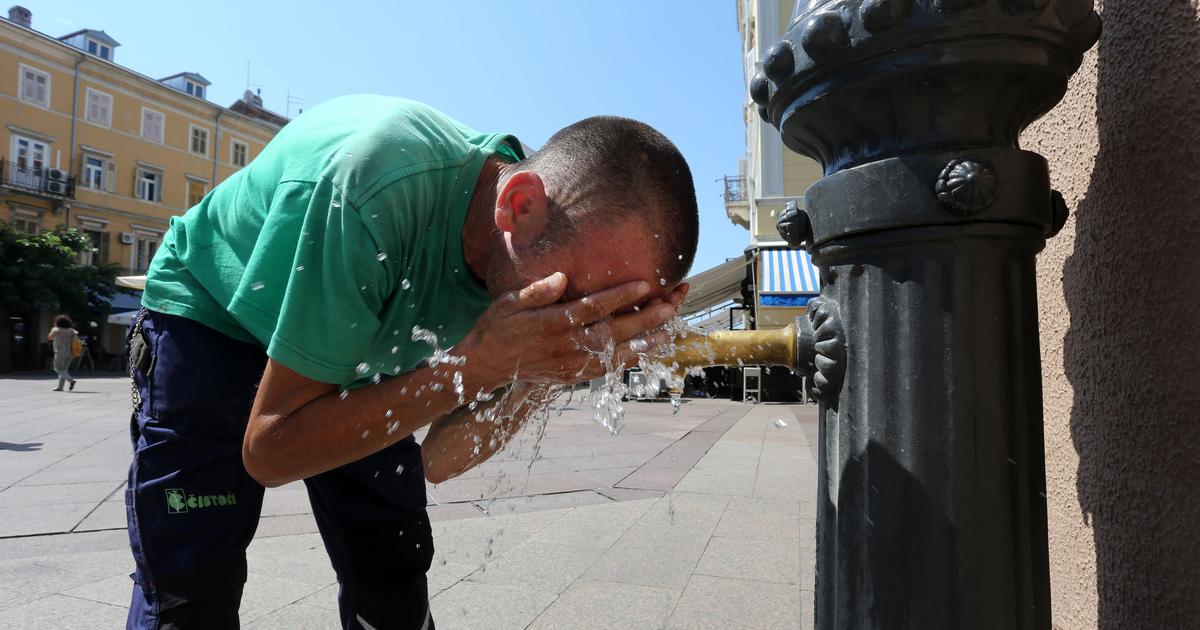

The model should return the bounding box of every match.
[125,309,434,629]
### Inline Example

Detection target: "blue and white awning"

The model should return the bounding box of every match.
[759,248,820,294]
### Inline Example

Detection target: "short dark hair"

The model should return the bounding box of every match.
[55,315,72,329]
[520,116,699,284]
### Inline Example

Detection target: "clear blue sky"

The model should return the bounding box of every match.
[35,0,750,274]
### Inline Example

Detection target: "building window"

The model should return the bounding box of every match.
[9,135,48,189]
[137,168,162,202]
[76,223,108,266]
[85,88,113,127]
[185,80,205,99]
[85,39,111,60]
[186,179,209,208]
[19,64,50,108]
[83,156,104,189]
[131,231,161,273]
[231,140,248,167]
[190,125,209,156]
[11,208,41,234]
[141,108,165,143]
[81,154,116,193]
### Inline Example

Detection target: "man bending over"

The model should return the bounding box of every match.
[125,95,697,629]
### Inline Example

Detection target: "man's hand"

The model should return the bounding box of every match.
[455,273,681,392]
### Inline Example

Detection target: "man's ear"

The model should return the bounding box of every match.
[495,171,549,247]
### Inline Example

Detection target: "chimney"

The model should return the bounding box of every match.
[7,5,31,28]
[242,89,263,108]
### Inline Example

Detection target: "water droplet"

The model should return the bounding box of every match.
[401,278,411,290]
[385,409,394,418]
[670,393,681,415]
[296,265,304,271]
[330,199,341,208]
[376,252,388,262]
[339,390,349,400]
[391,346,399,354]
[356,362,370,374]
[415,543,421,549]
[386,420,400,434]
[250,281,265,291]
[774,418,788,429]
[677,254,683,260]
[371,374,382,385]
[361,429,370,438]
[659,278,667,286]
[396,463,405,475]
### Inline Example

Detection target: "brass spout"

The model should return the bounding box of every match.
[671,323,801,375]
[661,299,842,400]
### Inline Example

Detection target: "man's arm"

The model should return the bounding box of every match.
[243,358,487,487]
[243,273,675,487]
[421,382,552,484]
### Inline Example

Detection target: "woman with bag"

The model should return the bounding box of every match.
[47,314,79,391]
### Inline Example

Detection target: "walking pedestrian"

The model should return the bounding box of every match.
[47,315,78,391]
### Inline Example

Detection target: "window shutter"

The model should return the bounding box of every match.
[98,231,110,265]
[104,161,116,193]
[156,176,162,203]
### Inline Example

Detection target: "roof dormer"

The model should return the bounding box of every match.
[159,72,211,100]
[58,29,120,62]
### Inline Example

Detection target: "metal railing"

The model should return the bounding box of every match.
[0,158,75,199]
[722,175,748,204]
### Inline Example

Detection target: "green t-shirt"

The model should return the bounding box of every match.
[143,95,523,386]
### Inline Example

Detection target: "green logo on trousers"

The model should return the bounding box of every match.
[165,488,236,514]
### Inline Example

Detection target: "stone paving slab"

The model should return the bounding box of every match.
[0,375,820,628]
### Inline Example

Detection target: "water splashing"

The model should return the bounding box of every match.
[411,326,466,367]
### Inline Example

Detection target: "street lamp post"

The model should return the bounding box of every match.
[755,1,1101,627]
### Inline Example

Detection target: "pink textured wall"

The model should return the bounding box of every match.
[1022,1,1200,628]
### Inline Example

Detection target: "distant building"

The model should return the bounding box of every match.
[729,0,823,331]
[0,5,286,362]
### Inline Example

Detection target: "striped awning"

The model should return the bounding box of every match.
[759,248,820,294]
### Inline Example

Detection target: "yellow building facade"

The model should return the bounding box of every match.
[0,13,281,275]
[0,8,284,363]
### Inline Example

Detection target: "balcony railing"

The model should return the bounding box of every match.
[0,158,75,199]
[723,175,748,204]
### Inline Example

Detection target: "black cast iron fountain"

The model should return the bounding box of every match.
[670,0,1101,627]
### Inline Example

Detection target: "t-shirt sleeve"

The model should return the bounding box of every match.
[227,179,390,385]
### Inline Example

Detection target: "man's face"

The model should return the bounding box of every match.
[486,220,676,311]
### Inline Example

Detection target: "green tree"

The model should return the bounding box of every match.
[0,221,121,371]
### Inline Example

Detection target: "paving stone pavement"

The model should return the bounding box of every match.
[0,374,818,629]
